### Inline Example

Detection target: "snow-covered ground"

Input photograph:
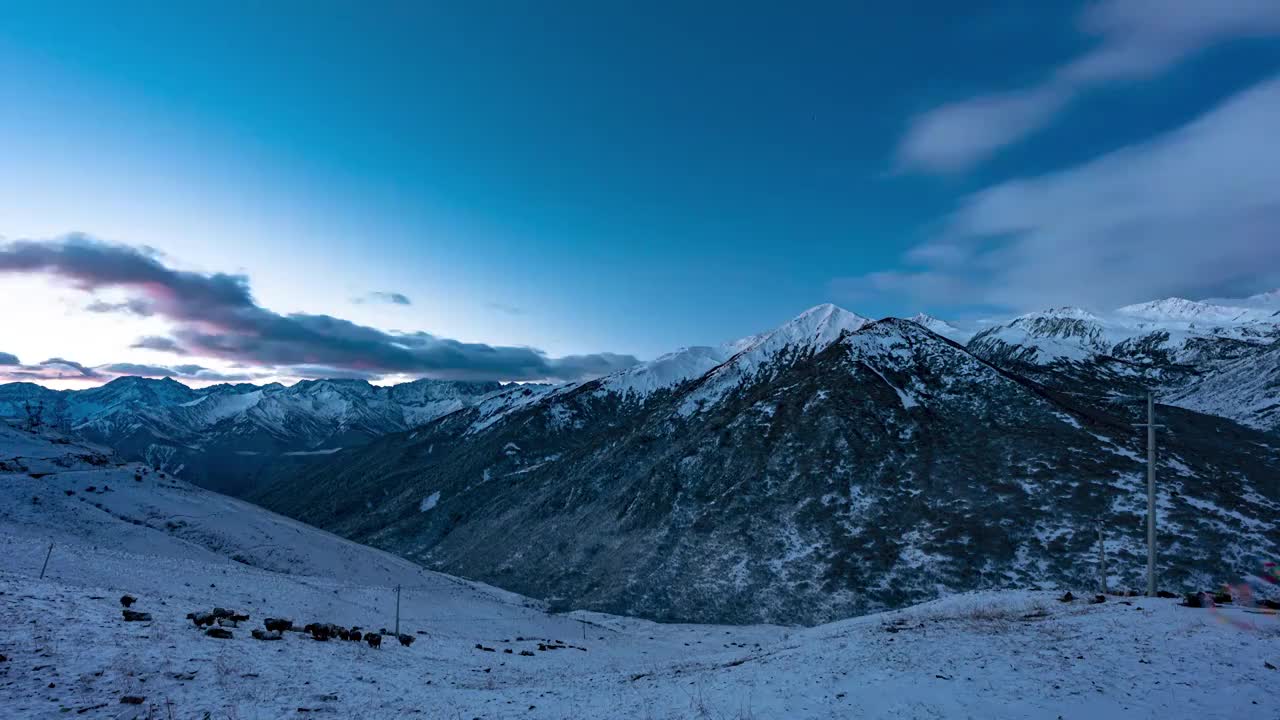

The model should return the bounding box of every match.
[2,424,1277,719]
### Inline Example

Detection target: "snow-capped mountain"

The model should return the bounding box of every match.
[1115,297,1278,324]
[968,297,1279,383]
[0,376,503,495]
[257,307,1280,625]
[1166,341,1280,432]
[907,312,973,343]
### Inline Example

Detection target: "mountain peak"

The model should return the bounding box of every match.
[773,304,871,347]
[906,313,973,342]
[1115,297,1273,323]
[1016,306,1099,321]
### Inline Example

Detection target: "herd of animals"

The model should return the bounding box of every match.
[118,593,417,649]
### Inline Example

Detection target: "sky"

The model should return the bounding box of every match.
[1,1,1279,386]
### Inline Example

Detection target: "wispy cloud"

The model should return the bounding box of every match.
[85,298,154,316]
[0,234,638,382]
[0,354,258,383]
[353,291,411,306]
[841,75,1280,310]
[897,0,1280,173]
[487,301,523,316]
[130,336,184,353]
[93,362,255,382]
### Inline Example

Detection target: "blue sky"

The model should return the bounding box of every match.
[1,1,1279,384]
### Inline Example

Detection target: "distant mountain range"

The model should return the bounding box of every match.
[4,292,1277,624]
[0,376,502,494]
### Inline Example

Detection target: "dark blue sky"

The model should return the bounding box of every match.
[1,1,1278,373]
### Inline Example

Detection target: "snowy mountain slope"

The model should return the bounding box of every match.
[908,312,973,342]
[676,303,870,415]
[966,297,1280,414]
[3,423,1274,719]
[1167,341,1280,432]
[456,304,870,435]
[969,297,1279,368]
[1116,297,1278,324]
[258,314,1280,625]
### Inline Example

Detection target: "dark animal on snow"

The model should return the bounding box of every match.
[120,595,136,608]
[365,632,381,649]
[349,630,362,642]
[122,610,152,622]
[188,612,217,628]
[264,618,293,633]
[251,629,282,641]
[205,628,233,639]
[398,634,414,647]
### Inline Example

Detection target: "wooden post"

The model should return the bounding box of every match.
[39,542,53,579]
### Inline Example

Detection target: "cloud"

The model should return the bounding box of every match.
[0,234,638,382]
[0,352,18,366]
[486,301,523,316]
[131,336,185,353]
[0,357,258,383]
[85,298,154,316]
[353,291,411,306]
[40,357,99,378]
[898,0,1280,173]
[94,362,255,382]
[842,75,1280,310]
[898,87,1071,174]
[1,357,101,382]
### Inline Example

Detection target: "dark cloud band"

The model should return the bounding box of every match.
[0,234,638,382]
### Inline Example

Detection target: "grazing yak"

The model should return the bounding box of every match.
[264,618,293,633]
[119,595,137,608]
[397,634,415,647]
[187,612,217,628]
[365,632,382,649]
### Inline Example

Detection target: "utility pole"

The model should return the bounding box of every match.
[39,542,53,579]
[1133,391,1162,597]
[1097,522,1107,595]
[394,585,401,636]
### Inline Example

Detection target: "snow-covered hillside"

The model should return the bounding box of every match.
[1168,341,1280,432]
[969,298,1279,368]
[2,423,1276,719]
